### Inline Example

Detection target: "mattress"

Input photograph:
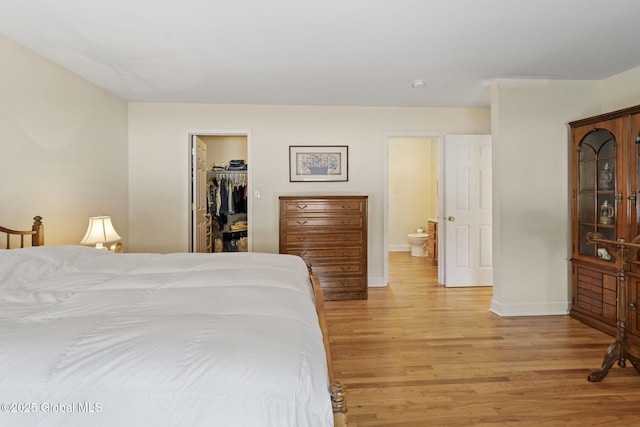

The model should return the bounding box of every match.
[0,246,333,426]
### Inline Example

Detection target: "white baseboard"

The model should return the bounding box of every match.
[444,283,492,288]
[490,299,570,317]
[368,276,387,287]
[388,245,410,252]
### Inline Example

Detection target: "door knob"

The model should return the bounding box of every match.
[447,216,455,221]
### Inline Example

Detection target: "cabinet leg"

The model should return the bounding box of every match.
[588,341,621,382]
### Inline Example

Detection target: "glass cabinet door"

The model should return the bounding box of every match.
[577,128,617,259]
[633,114,640,240]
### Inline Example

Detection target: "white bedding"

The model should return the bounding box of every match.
[0,246,333,427]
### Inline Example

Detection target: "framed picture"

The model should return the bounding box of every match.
[289,145,348,182]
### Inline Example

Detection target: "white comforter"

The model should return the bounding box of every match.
[0,246,333,427]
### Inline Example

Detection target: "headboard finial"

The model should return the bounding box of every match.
[32,216,44,246]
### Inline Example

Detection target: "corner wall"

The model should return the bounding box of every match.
[490,79,602,315]
[490,65,640,316]
[0,35,129,245]
[601,66,640,112]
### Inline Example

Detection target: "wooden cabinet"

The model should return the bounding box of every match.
[427,221,438,264]
[571,261,617,334]
[279,195,368,301]
[569,105,640,339]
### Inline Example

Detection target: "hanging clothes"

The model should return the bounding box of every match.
[207,171,247,231]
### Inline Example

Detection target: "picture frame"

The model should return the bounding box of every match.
[289,145,348,182]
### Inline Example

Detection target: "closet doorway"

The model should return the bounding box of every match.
[189,131,252,253]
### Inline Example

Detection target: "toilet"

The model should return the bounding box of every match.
[407,232,429,257]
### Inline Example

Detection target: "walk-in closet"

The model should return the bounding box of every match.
[192,134,249,253]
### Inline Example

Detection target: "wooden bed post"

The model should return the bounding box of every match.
[307,264,348,427]
[32,216,44,246]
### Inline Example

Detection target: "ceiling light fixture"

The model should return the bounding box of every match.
[411,79,427,89]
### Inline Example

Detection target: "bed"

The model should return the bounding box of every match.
[0,217,346,427]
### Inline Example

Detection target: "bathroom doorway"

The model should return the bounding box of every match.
[386,135,440,280]
[189,130,252,253]
[385,133,493,288]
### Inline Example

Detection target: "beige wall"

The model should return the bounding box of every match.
[388,137,438,249]
[490,79,603,315]
[0,35,128,245]
[128,104,490,284]
[199,135,248,167]
[601,67,640,112]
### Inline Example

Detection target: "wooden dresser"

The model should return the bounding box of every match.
[279,195,368,300]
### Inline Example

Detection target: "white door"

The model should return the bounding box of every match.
[442,134,493,287]
[191,136,210,253]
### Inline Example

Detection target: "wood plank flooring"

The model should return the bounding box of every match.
[324,252,640,426]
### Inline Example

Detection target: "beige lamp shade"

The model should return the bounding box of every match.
[80,216,121,249]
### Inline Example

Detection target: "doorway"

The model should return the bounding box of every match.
[384,133,493,288]
[189,130,252,253]
[385,134,442,285]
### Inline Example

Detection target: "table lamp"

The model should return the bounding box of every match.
[80,216,121,249]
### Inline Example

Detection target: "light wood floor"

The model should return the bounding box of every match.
[324,252,640,427]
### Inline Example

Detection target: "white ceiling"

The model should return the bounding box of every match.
[2,0,640,108]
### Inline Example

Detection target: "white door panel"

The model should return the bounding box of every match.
[443,134,493,287]
[454,225,470,267]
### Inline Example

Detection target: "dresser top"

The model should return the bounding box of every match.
[279,195,368,199]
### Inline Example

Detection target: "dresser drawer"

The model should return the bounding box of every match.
[307,260,364,275]
[283,247,363,259]
[282,215,364,228]
[282,231,363,245]
[281,199,365,214]
[319,276,366,290]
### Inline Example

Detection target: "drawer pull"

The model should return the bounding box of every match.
[341,281,349,287]
[340,266,351,271]
[342,220,349,225]
[296,204,308,210]
[301,251,308,256]
[297,236,306,241]
[342,235,349,240]
[342,251,348,256]
[296,220,308,225]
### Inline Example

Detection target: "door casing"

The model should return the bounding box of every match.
[188,129,253,253]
